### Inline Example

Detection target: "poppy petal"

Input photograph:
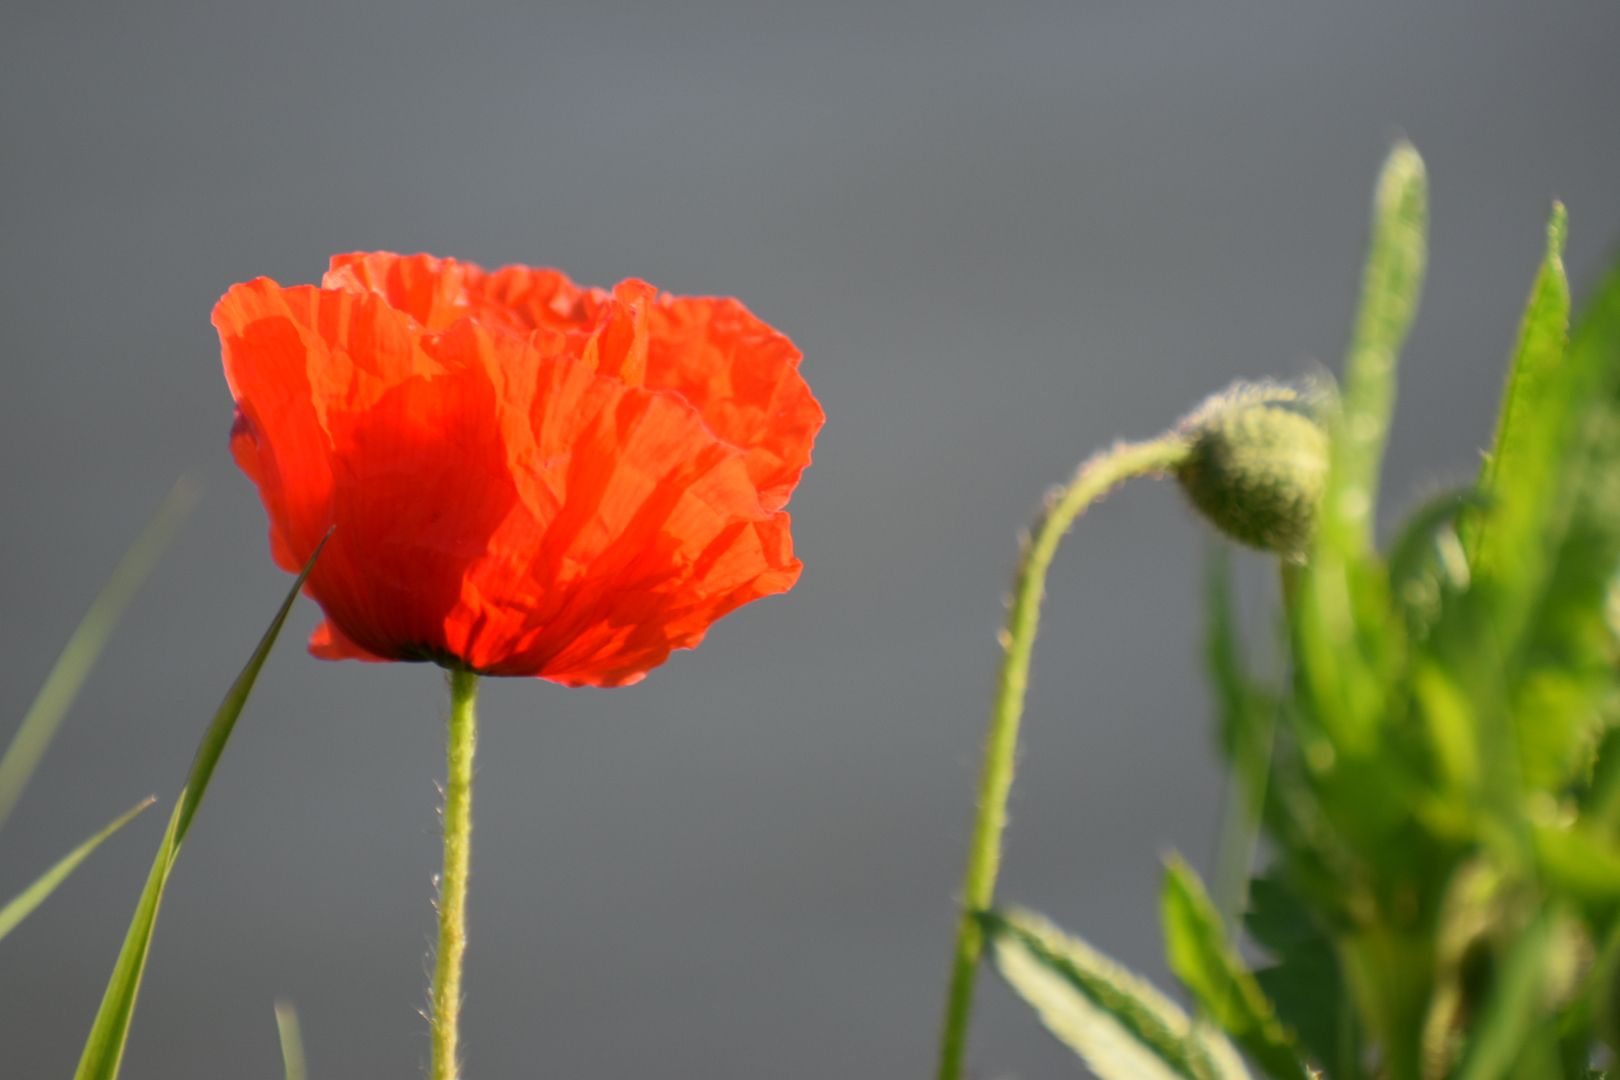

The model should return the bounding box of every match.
[218,255,820,685]
[323,252,478,331]
[642,294,824,510]
[449,348,800,683]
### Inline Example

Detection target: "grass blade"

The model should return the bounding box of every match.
[0,796,155,942]
[0,479,198,832]
[981,907,1252,1080]
[73,536,327,1080]
[275,1000,307,1080]
[1160,856,1311,1080]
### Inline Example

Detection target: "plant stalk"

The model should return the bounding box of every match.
[432,669,479,1080]
[935,435,1190,1080]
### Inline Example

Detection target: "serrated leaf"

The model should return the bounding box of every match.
[73,537,326,1080]
[1421,248,1620,816]
[0,479,196,832]
[1509,259,1620,789]
[1244,869,1351,1074]
[1469,201,1571,573]
[1161,856,1312,1080]
[1439,215,1620,803]
[0,797,155,942]
[982,907,1252,1080]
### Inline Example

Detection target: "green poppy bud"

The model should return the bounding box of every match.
[1173,383,1328,559]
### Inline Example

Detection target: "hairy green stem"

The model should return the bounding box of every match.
[432,669,479,1080]
[936,435,1190,1080]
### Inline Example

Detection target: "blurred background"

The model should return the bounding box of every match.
[4,3,1620,1077]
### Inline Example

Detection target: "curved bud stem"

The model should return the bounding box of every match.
[936,435,1191,1080]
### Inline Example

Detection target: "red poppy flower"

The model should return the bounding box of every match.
[215,253,822,687]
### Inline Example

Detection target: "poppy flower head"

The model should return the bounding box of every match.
[215,253,822,687]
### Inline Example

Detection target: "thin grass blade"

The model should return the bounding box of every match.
[0,479,198,831]
[73,536,326,1080]
[275,1000,307,1080]
[0,796,155,942]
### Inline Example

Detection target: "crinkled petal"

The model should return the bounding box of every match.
[474,262,608,339]
[219,255,818,684]
[217,279,526,661]
[447,347,800,684]
[641,292,823,510]
[325,251,608,342]
[322,252,480,331]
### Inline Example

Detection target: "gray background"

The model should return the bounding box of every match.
[3,3,1618,1077]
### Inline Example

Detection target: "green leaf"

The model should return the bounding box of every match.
[1204,552,1274,807]
[1439,214,1620,802]
[1469,201,1571,573]
[1509,259,1620,789]
[1582,725,1620,833]
[1531,822,1620,905]
[275,1000,307,1080]
[1386,488,1478,638]
[1452,908,1571,1080]
[1204,557,1344,914]
[1161,857,1312,1080]
[1319,140,1429,558]
[0,479,197,832]
[73,537,326,1080]
[1422,247,1620,811]
[1244,868,1352,1075]
[1294,143,1428,759]
[0,797,155,942]
[981,907,1252,1080]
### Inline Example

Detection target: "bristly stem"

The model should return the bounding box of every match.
[936,435,1191,1080]
[432,668,479,1080]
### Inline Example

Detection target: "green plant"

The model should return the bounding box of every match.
[939,142,1620,1079]
[0,482,193,948]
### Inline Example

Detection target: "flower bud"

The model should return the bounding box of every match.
[1173,384,1328,559]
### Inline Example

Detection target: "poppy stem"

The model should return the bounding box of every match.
[936,435,1190,1080]
[432,668,479,1080]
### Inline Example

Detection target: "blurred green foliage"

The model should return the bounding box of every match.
[982,144,1620,1079]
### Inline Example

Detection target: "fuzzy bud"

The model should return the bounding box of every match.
[1173,383,1328,559]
